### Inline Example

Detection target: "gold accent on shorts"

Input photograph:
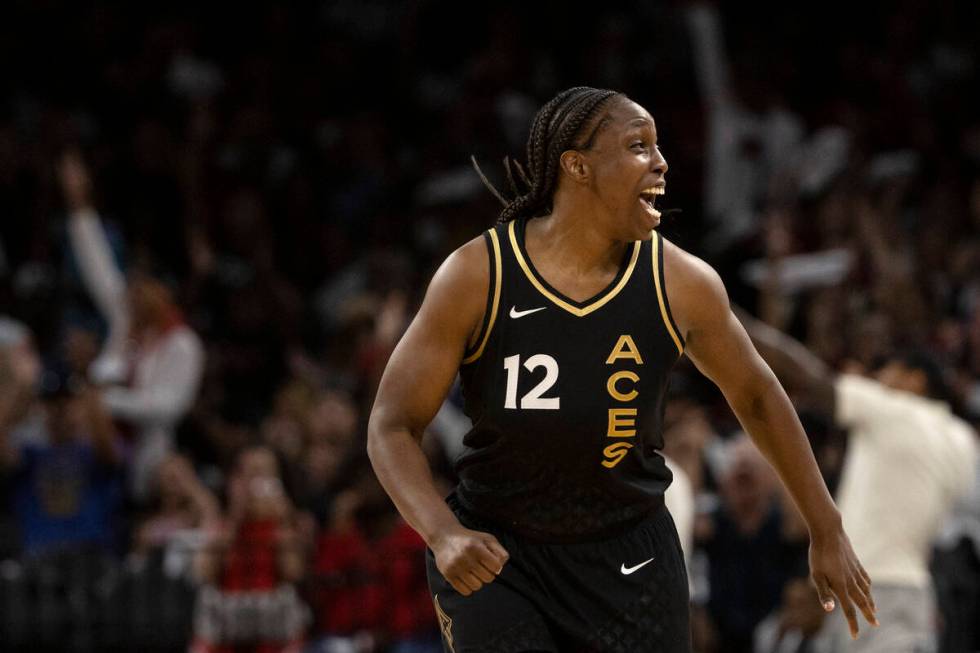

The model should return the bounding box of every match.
[434,594,455,652]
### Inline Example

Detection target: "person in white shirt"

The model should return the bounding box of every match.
[57,151,205,502]
[743,313,979,652]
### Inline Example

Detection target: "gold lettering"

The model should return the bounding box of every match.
[601,442,634,468]
[606,371,639,402]
[605,335,643,365]
[602,339,642,469]
[607,408,637,437]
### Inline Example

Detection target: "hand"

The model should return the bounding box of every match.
[56,149,93,211]
[808,522,878,638]
[430,525,510,597]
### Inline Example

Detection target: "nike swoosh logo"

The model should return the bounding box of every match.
[509,306,547,319]
[620,557,655,575]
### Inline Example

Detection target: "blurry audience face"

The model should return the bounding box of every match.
[262,415,306,462]
[874,359,927,396]
[245,475,288,520]
[62,326,99,376]
[306,390,358,447]
[0,325,41,391]
[127,273,175,334]
[852,313,895,369]
[237,446,280,481]
[233,446,288,521]
[304,440,345,492]
[720,436,776,520]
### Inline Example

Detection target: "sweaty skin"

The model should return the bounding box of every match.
[368,99,877,637]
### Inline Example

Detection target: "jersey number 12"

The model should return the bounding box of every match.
[503,354,559,410]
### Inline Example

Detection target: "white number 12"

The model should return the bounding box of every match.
[503,354,560,410]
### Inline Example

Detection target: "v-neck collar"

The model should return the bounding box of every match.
[508,218,640,317]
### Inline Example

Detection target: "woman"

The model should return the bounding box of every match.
[367,87,876,652]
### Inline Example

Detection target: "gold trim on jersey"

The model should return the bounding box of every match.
[462,228,502,365]
[652,233,684,356]
[507,220,640,317]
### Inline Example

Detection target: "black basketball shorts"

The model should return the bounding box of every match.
[425,495,691,653]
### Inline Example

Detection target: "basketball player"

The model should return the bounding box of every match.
[367,87,877,652]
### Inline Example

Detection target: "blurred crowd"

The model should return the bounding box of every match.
[1,1,979,652]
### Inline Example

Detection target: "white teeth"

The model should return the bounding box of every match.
[640,187,665,196]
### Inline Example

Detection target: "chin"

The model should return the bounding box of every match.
[631,215,659,240]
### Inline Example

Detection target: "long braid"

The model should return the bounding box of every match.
[498,91,573,223]
[475,87,623,224]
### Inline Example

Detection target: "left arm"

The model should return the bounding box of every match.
[662,239,877,638]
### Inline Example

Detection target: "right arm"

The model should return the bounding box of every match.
[367,236,509,597]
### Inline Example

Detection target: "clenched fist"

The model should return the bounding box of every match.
[430,525,510,596]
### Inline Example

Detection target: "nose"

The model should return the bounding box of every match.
[652,148,668,176]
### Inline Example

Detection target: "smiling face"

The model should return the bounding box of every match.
[559,98,669,240]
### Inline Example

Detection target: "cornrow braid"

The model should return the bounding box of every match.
[472,87,624,224]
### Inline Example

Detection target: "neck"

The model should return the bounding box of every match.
[528,195,627,274]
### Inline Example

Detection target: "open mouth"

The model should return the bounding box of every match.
[639,186,665,218]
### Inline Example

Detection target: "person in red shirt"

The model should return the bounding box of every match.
[191,446,309,653]
[312,470,439,651]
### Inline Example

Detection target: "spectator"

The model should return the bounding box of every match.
[933,454,980,653]
[191,446,309,653]
[311,470,438,653]
[663,394,718,566]
[131,453,220,580]
[744,315,979,652]
[0,317,42,557]
[697,434,808,653]
[1,362,123,557]
[753,574,834,653]
[57,151,205,502]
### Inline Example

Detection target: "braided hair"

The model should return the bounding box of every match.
[473,86,625,224]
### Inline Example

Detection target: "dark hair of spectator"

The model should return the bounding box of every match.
[895,349,951,403]
[472,86,624,224]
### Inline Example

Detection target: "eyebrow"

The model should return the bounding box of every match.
[627,118,652,126]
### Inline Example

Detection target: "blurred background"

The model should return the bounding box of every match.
[1,1,979,652]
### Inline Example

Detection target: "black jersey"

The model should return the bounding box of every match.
[454,218,686,543]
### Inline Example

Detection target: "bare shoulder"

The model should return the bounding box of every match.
[421,232,491,345]
[660,237,729,339]
[432,234,488,292]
